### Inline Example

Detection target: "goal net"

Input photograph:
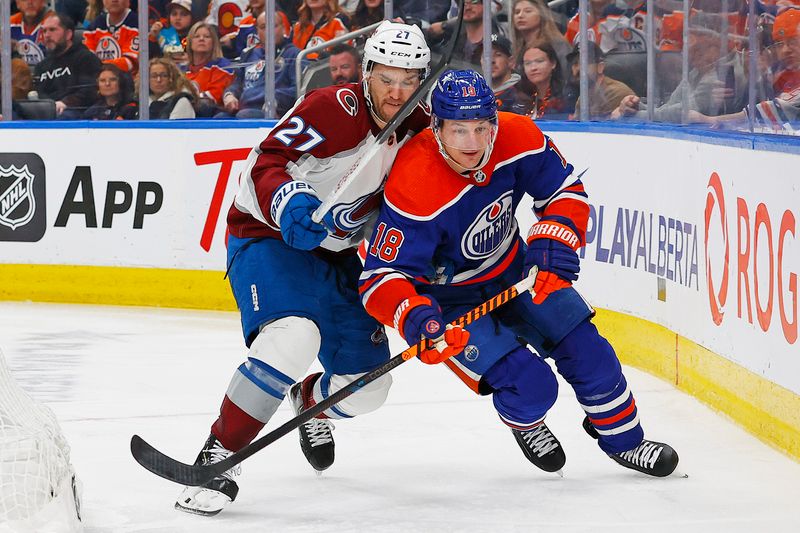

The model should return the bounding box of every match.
[0,349,82,533]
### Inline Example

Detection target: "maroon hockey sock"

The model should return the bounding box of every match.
[211,396,265,451]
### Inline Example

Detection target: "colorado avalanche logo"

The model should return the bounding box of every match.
[0,165,36,230]
[217,2,243,36]
[331,193,381,239]
[96,36,121,59]
[336,88,358,117]
[461,192,514,260]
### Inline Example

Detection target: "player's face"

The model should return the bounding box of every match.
[41,17,69,52]
[330,53,359,85]
[191,27,214,54]
[513,0,541,32]
[98,70,120,99]
[367,64,421,122]
[438,119,494,168]
[169,6,192,32]
[150,64,171,96]
[523,47,555,87]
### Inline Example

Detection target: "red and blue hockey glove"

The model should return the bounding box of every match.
[271,181,335,251]
[525,219,582,304]
[394,295,470,364]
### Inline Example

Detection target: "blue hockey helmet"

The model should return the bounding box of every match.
[431,70,499,172]
[431,69,497,121]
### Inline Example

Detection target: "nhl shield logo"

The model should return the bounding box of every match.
[0,154,46,242]
[0,164,36,230]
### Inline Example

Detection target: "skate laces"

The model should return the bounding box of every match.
[615,440,664,469]
[302,418,335,447]
[203,439,241,477]
[521,424,559,457]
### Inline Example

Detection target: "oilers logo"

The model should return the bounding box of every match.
[461,192,514,260]
[245,60,265,83]
[16,39,44,65]
[96,36,122,59]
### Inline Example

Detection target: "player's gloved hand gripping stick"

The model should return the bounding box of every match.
[310,0,468,225]
[130,268,539,487]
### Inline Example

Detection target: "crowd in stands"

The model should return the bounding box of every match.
[2,0,800,133]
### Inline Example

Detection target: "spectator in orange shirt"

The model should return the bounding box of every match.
[291,0,348,52]
[83,0,139,72]
[183,20,234,116]
[564,0,610,46]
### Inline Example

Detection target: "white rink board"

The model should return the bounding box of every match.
[0,126,797,394]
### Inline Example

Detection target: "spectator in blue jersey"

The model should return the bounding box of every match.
[82,64,139,119]
[34,13,103,119]
[221,0,266,58]
[10,0,54,66]
[217,11,301,118]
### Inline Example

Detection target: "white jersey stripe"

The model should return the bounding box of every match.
[592,415,641,436]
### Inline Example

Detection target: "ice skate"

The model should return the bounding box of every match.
[511,421,566,474]
[582,416,679,477]
[175,434,240,516]
[290,374,335,473]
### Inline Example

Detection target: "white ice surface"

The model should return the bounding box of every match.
[1,302,799,533]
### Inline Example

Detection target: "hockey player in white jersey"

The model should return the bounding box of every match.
[174,21,433,516]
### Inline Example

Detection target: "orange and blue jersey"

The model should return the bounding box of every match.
[83,9,140,72]
[291,15,348,51]
[358,112,590,329]
[11,11,53,66]
[185,58,235,105]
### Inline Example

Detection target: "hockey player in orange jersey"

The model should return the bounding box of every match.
[360,69,680,478]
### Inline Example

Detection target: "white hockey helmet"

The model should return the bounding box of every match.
[362,20,431,81]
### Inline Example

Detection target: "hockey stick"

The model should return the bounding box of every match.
[310,0,467,224]
[130,269,538,487]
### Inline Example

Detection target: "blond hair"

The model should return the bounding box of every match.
[297,0,342,29]
[510,0,567,60]
[146,57,199,99]
[186,21,224,65]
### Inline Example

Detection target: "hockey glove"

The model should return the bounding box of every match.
[272,182,336,251]
[525,219,582,304]
[394,295,470,364]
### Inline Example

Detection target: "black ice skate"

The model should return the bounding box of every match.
[290,374,335,472]
[582,416,679,477]
[174,434,240,516]
[511,421,566,473]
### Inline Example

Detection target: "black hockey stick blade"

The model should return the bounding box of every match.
[131,271,537,487]
[131,434,221,486]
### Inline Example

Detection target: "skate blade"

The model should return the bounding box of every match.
[174,501,225,517]
[554,469,564,478]
[314,469,324,477]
